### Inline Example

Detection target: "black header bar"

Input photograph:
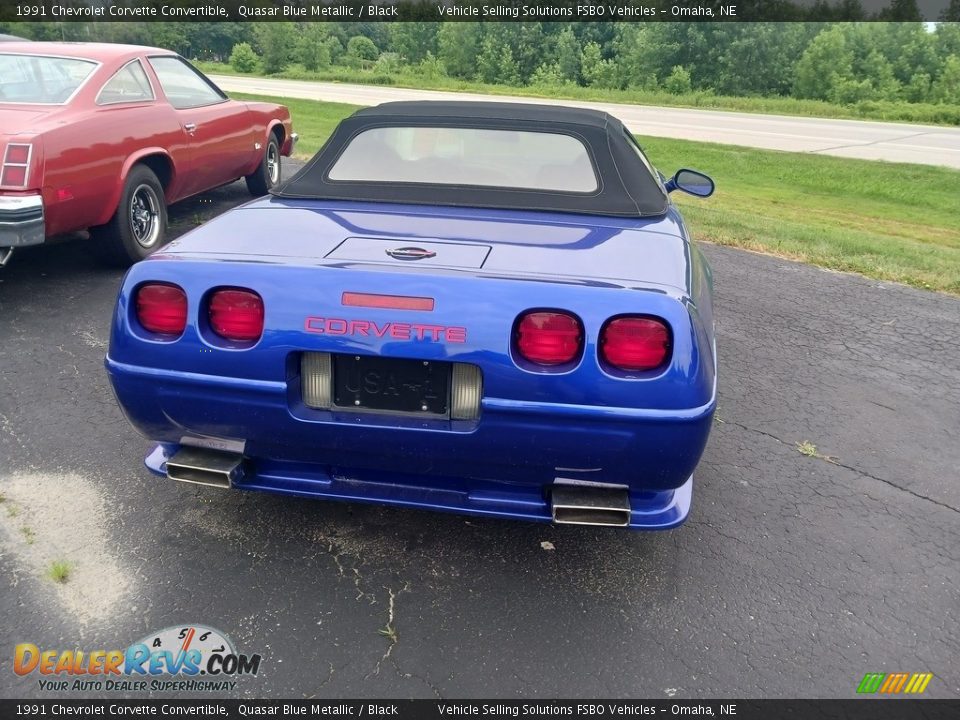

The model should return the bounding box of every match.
[1,700,959,719]
[0,0,955,24]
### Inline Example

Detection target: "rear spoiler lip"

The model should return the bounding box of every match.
[145,251,691,296]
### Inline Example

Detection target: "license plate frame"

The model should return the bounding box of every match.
[332,354,450,416]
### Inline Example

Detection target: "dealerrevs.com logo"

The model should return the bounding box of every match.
[14,624,262,693]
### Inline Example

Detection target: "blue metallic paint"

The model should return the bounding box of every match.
[106,197,716,529]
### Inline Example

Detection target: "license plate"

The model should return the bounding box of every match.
[332,355,450,416]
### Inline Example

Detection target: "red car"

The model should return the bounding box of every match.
[0,42,296,266]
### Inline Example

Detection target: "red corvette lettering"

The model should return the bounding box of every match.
[326,319,348,335]
[304,317,466,343]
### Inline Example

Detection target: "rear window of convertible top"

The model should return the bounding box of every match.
[328,126,599,194]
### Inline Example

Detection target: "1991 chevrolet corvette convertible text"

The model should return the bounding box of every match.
[106,102,717,529]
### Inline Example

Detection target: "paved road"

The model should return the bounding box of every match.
[1,166,958,699]
[212,74,960,169]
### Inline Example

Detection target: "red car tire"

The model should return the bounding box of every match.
[96,164,169,266]
[245,135,281,197]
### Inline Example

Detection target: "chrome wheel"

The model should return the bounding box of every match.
[130,184,161,249]
[266,142,280,185]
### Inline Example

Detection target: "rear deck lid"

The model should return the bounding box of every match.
[325,237,491,269]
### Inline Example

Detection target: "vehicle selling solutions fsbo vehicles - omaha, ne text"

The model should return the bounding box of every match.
[105,101,717,529]
[0,41,296,267]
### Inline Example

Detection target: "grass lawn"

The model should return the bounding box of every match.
[238,93,960,296]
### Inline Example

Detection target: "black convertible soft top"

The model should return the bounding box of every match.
[274,101,670,218]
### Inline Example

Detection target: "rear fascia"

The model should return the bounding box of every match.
[106,205,715,529]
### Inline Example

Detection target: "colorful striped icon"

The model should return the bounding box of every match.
[857,672,933,694]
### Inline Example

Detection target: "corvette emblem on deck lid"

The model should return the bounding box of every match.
[386,247,436,260]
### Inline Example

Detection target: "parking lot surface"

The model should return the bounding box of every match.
[1,166,957,698]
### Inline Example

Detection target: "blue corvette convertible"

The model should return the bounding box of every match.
[106,101,716,529]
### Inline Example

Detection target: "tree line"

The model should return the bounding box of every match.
[5,20,960,105]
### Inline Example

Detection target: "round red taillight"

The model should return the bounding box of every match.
[209,288,264,342]
[135,283,187,336]
[601,316,671,371]
[515,311,583,365]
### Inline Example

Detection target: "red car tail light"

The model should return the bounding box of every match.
[5,145,30,164]
[1,166,27,187]
[136,283,187,336]
[1,144,32,188]
[209,289,264,342]
[601,316,671,371]
[515,311,583,365]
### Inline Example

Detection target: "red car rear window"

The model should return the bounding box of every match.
[0,54,97,104]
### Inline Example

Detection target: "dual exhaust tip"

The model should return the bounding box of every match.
[167,447,631,527]
[551,484,631,527]
[166,447,245,489]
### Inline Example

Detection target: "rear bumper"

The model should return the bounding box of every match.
[145,444,693,530]
[0,195,44,248]
[107,357,713,529]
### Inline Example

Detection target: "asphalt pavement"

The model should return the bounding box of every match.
[212,74,960,169]
[0,163,958,699]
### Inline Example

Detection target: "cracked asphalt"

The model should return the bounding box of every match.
[1,162,957,700]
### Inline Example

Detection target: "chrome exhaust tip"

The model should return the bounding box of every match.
[166,447,245,489]
[551,485,631,527]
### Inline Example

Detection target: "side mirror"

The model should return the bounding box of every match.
[665,169,715,198]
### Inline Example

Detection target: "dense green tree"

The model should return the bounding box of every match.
[254,23,294,74]
[229,43,258,74]
[437,23,482,79]
[298,24,333,72]
[477,36,520,85]
[186,23,252,61]
[529,62,566,87]
[860,49,902,100]
[614,25,668,89]
[713,24,809,96]
[664,66,693,95]
[554,27,582,83]
[345,35,378,68]
[656,24,711,88]
[325,36,344,65]
[148,23,191,56]
[580,41,620,89]
[417,52,446,81]
[97,22,156,46]
[935,22,960,62]
[574,22,617,57]
[793,26,853,101]
[904,72,932,103]
[490,23,545,83]
[1,21,60,40]
[389,23,438,64]
[885,23,939,86]
[374,53,402,74]
[931,55,960,103]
